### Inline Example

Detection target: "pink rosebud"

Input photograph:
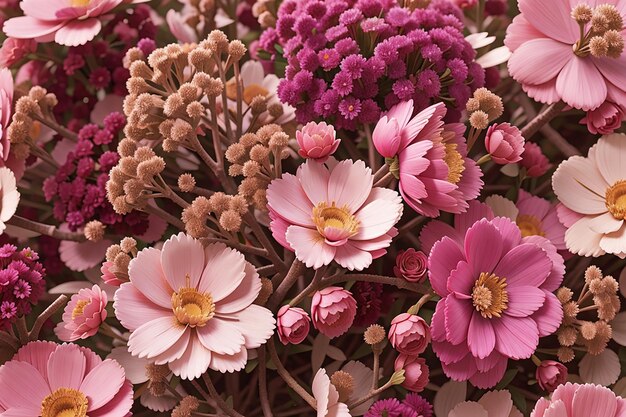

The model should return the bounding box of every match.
[54,284,107,342]
[580,101,625,135]
[393,249,428,283]
[296,121,340,162]
[485,122,525,165]
[536,360,568,392]
[311,286,357,338]
[372,114,401,158]
[0,38,36,68]
[388,313,431,355]
[519,142,551,178]
[395,354,429,393]
[277,305,311,345]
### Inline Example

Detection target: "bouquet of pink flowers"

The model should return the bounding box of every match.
[0,0,625,415]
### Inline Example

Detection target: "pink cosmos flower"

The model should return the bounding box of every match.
[450,390,522,417]
[312,368,351,417]
[484,123,525,165]
[372,100,483,217]
[55,284,107,341]
[277,305,310,345]
[519,142,551,178]
[0,38,36,67]
[311,287,357,339]
[536,360,568,392]
[114,233,275,379]
[0,68,13,162]
[393,249,428,283]
[580,101,625,135]
[0,166,19,234]
[296,121,340,162]
[267,159,403,271]
[552,133,626,258]
[531,383,626,417]
[388,313,431,356]
[427,217,564,388]
[505,0,626,111]
[0,341,132,417]
[395,354,429,393]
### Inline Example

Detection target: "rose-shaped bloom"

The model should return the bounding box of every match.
[395,354,429,393]
[389,313,431,356]
[296,121,340,162]
[536,360,568,392]
[277,305,310,345]
[393,249,428,283]
[580,102,625,135]
[0,38,36,68]
[519,142,550,178]
[55,284,107,341]
[311,287,357,338]
[531,383,626,417]
[485,123,525,165]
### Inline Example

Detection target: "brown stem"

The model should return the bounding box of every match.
[267,260,307,310]
[243,212,285,272]
[0,330,19,350]
[7,216,87,242]
[29,295,68,340]
[202,374,245,417]
[141,204,185,230]
[267,339,317,409]
[257,347,274,417]
[520,101,567,139]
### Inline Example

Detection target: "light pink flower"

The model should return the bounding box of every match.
[0,341,132,416]
[55,284,107,341]
[0,68,13,162]
[296,121,340,162]
[531,383,626,417]
[552,133,626,258]
[277,305,310,345]
[311,287,356,339]
[101,261,124,287]
[312,368,351,417]
[393,248,428,283]
[388,313,431,356]
[536,360,568,392]
[267,159,403,271]
[505,0,626,111]
[0,37,36,67]
[0,166,19,234]
[427,217,564,388]
[114,233,275,379]
[450,390,522,417]
[519,142,551,178]
[580,101,625,135]
[395,354,429,393]
[485,123,525,165]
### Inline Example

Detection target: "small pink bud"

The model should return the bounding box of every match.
[389,313,431,355]
[54,284,107,342]
[277,305,311,345]
[296,121,340,162]
[536,360,568,392]
[395,354,429,393]
[393,249,428,283]
[311,287,356,339]
[485,122,525,165]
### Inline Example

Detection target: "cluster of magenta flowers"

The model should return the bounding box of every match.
[0,244,45,329]
[365,394,433,417]
[262,0,484,129]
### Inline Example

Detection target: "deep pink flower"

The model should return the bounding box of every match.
[114,233,275,379]
[519,142,551,178]
[580,101,625,135]
[505,0,626,111]
[531,383,626,417]
[427,217,564,388]
[267,159,403,271]
[311,286,356,339]
[0,69,13,163]
[0,38,36,67]
[395,354,429,393]
[389,313,431,356]
[277,305,310,345]
[0,341,132,416]
[485,123,525,165]
[393,249,428,283]
[55,284,107,341]
[296,121,340,162]
[536,360,568,392]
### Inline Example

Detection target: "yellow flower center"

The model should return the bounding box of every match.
[606,180,626,220]
[71,300,89,319]
[225,81,270,105]
[312,202,359,243]
[472,272,509,319]
[516,214,545,238]
[70,0,91,7]
[443,142,465,184]
[171,277,215,327]
[41,388,88,417]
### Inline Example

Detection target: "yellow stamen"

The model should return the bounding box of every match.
[312,202,359,239]
[472,272,509,319]
[516,214,545,238]
[443,142,465,184]
[171,275,215,327]
[71,0,90,7]
[41,388,88,417]
[71,300,90,319]
[606,180,626,220]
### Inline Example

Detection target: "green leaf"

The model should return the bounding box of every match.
[495,369,518,390]
[508,387,527,414]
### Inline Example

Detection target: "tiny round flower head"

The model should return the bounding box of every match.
[0,341,133,416]
[536,360,568,392]
[114,233,275,379]
[395,354,429,392]
[312,368,350,417]
[276,305,310,345]
[388,313,431,355]
[484,123,525,165]
[580,101,625,135]
[530,383,626,417]
[450,390,522,417]
[55,284,107,341]
[0,167,20,234]
[311,287,357,339]
[520,142,551,178]
[296,121,340,162]
[393,249,428,283]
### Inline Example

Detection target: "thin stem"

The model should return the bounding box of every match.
[29,295,68,340]
[326,274,429,293]
[373,164,389,183]
[0,330,19,350]
[267,339,317,409]
[243,212,285,272]
[348,379,394,409]
[258,347,274,417]
[7,216,87,242]
[520,101,567,139]
[141,204,185,230]
[364,124,379,172]
[202,374,245,417]
[15,316,28,344]
[371,349,380,390]
[373,172,394,188]
[268,260,307,310]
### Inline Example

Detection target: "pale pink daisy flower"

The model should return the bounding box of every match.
[267,159,403,271]
[55,284,107,342]
[114,233,275,380]
[450,390,522,417]
[428,217,564,388]
[0,166,19,234]
[552,133,626,258]
[0,341,132,416]
[312,368,351,417]
[531,383,626,417]
[505,0,626,111]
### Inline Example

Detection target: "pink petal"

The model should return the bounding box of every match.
[565,217,606,257]
[106,347,147,384]
[128,316,187,359]
[127,247,172,308]
[428,237,464,297]
[544,400,569,417]
[327,159,373,212]
[493,315,538,359]
[214,262,261,314]
[508,39,571,86]
[469,357,508,389]
[579,350,621,386]
[405,103,447,148]
[14,340,56,380]
[209,349,248,373]
[599,223,626,258]
[534,292,563,337]
[398,141,433,175]
[54,18,101,46]
[419,220,460,256]
[464,220,503,277]
[353,197,402,240]
[446,261,475,296]
[553,155,608,214]
[152,329,191,365]
[478,390,514,417]
[80,360,125,410]
[493,244,551,288]
[518,0,579,43]
[588,212,623,234]
[59,238,110,272]
[467,313,496,359]
[522,79,560,104]
[286,225,336,269]
[89,380,133,417]
[333,242,373,271]
[47,344,86,391]
[455,201,495,234]
[450,402,488,417]
[298,159,329,204]
[591,133,626,186]
[593,54,626,97]
[313,369,331,414]
[0,361,49,412]
[168,336,211,380]
[113,283,172,331]
[489,217,522,254]
[572,384,618,417]
[197,318,245,355]
[267,173,314,227]
[269,210,291,249]
[2,16,65,39]
[444,295,472,345]
[556,57,607,111]
[505,286,545,317]
[197,243,247,301]
[440,353,477,381]
[226,304,275,348]
[161,232,205,290]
